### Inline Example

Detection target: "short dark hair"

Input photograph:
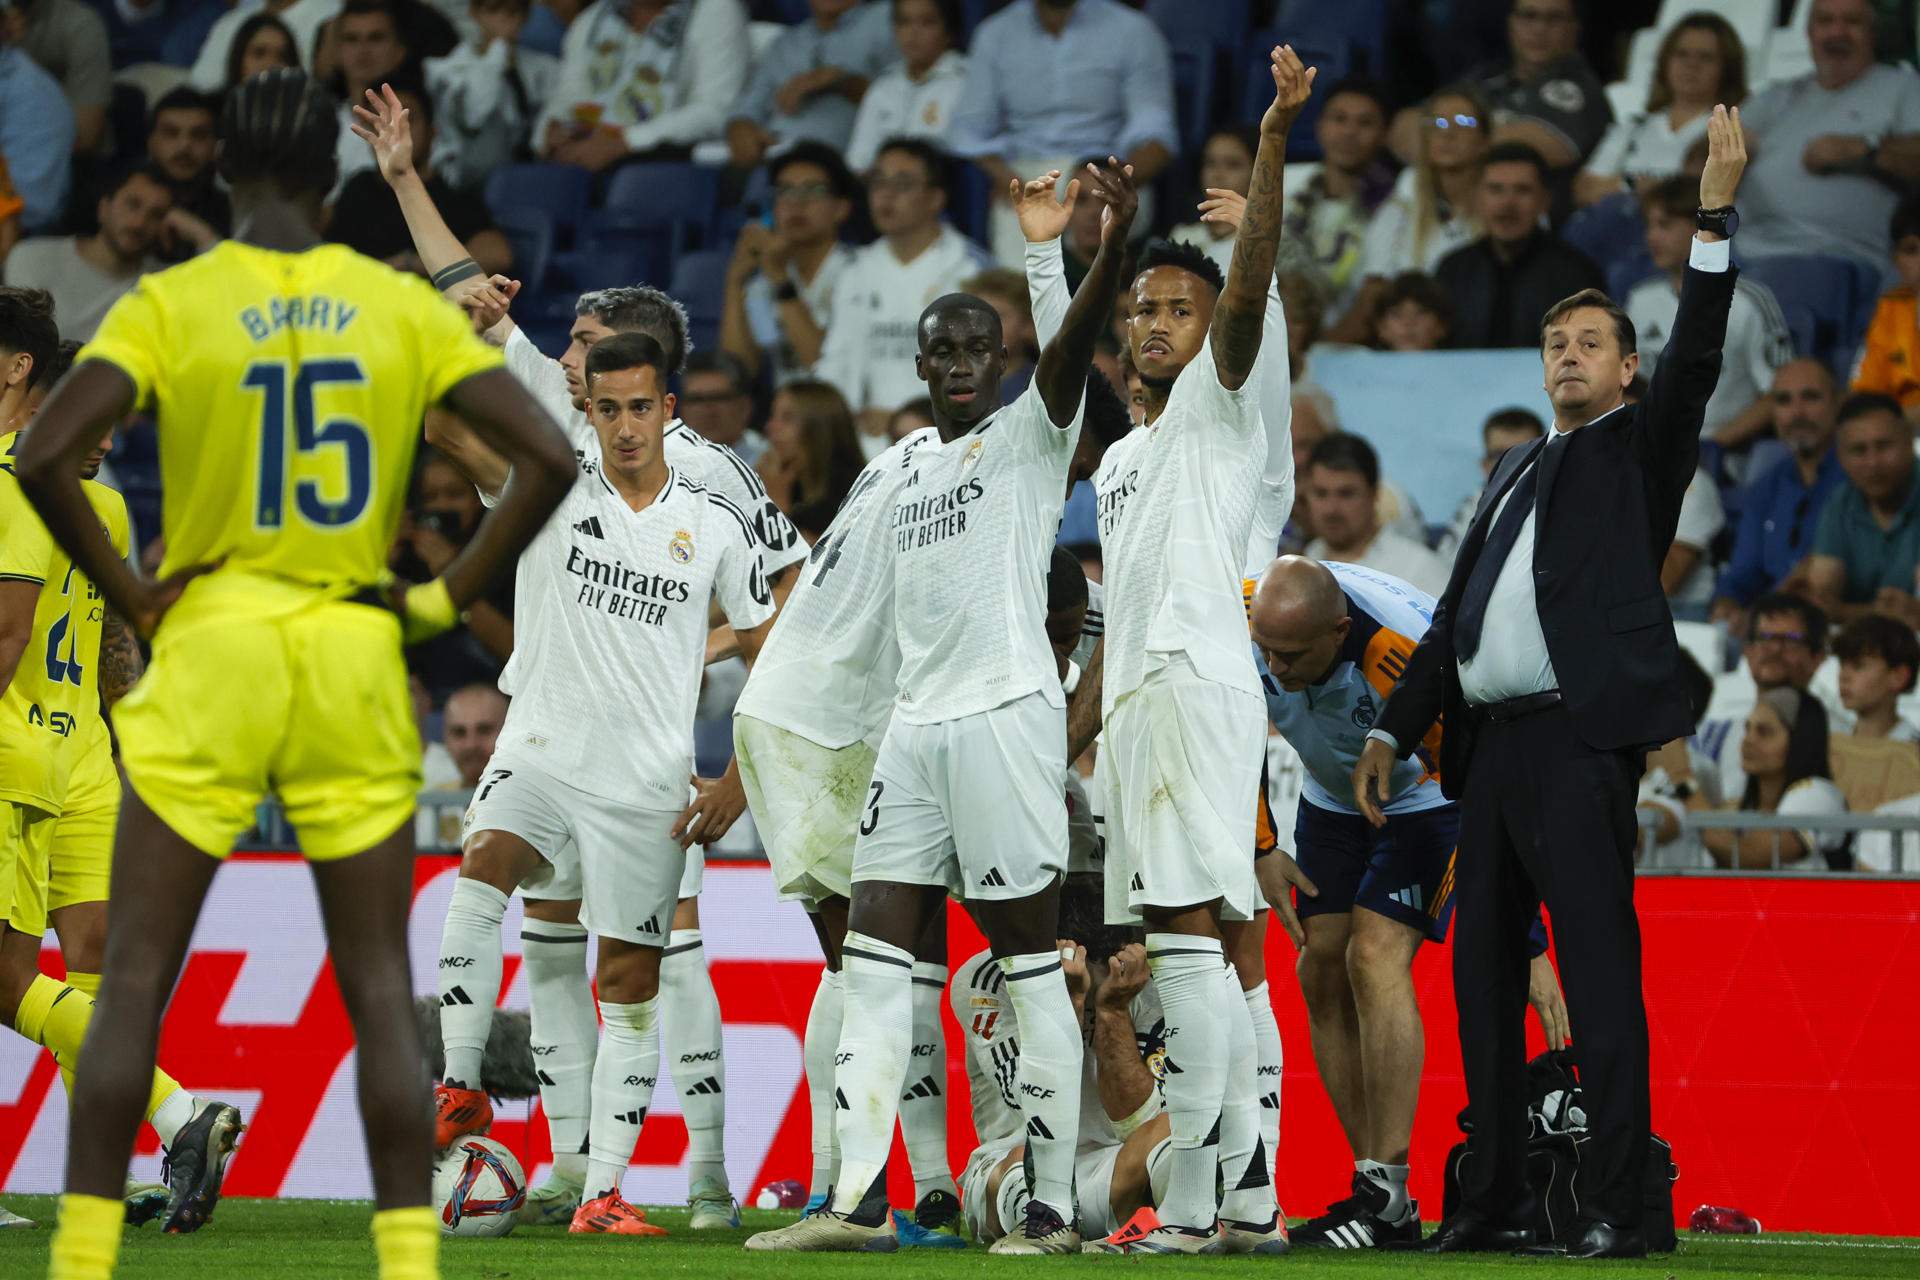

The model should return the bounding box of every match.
[150,86,220,128]
[338,0,403,32]
[1133,237,1225,298]
[1540,287,1635,356]
[892,0,960,34]
[225,13,301,89]
[683,349,752,395]
[0,287,60,393]
[585,331,670,386]
[100,161,172,201]
[1320,75,1393,120]
[220,68,340,196]
[771,140,859,203]
[43,339,82,390]
[1893,193,1920,245]
[1483,406,1545,439]
[577,286,692,376]
[873,137,951,198]
[1750,592,1829,652]
[1047,545,1088,616]
[1482,140,1551,184]
[1836,390,1908,431]
[1833,615,1920,693]
[1374,271,1453,336]
[1641,173,1696,222]
[917,292,1001,344]
[1308,433,1379,490]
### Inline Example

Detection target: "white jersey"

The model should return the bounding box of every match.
[502,326,808,575]
[952,949,1166,1155]
[890,381,1082,724]
[1101,339,1267,715]
[497,460,775,805]
[734,427,939,749]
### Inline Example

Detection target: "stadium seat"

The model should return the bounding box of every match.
[1145,0,1248,48]
[1274,0,1389,75]
[1239,31,1351,133]
[1737,253,1883,367]
[670,249,731,359]
[600,161,721,250]
[1777,299,1817,359]
[1607,251,1660,304]
[483,163,593,245]
[1167,34,1221,155]
[1562,190,1646,273]
[492,207,554,294]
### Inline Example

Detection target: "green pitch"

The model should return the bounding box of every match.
[1,1200,1915,1278]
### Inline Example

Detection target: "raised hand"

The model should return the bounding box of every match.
[450,273,519,332]
[1261,44,1318,140]
[1197,186,1247,235]
[349,82,415,184]
[1010,170,1080,244]
[1081,156,1137,250]
[1699,103,1747,211]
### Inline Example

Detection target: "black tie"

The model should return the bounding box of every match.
[1453,454,1542,664]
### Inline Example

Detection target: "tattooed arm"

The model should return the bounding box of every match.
[1209,45,1316,392]
[99,604,145,708]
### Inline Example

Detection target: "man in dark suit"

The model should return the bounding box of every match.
[1351,104,1749,1259]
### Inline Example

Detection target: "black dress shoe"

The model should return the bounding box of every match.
[1416,1213,1538,1252]
[1517,1220,1648,1259]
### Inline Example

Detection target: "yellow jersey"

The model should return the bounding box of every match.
[0,434,128,810]
[79,241,503,605]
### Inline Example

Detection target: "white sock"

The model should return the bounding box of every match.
[1147,932,1227,1230]
[151,1088,201,1146]
[1216,964,1275,1226]
[1244,979,1283,1187]
[1358,1158,1412,1222]
[828,932,914,1222]
[437,878,508,1090]
[661,928,728,1191]
[999,950,1082,1221]
[522,920,596,1171]
[903,961,956,1203]
[804,966,845,1199]
[585,997,659,1202]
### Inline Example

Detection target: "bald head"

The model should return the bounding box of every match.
[1249,556,1352,692]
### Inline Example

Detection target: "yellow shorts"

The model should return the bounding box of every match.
[115,589,422,861]
[3,798,58,935]
[47,741,119,915]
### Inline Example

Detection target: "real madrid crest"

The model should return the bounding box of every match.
[670,529,695,563]
[962,437,985,470]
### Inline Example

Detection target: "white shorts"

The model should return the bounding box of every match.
[734,714,876,907]
[1105,661,1263,924]
[462,750,686,945]
[1075,1143,1123,1240]
[959,1140,1022,1243]
[1091,742,1130,926]
[853,693,1067,903]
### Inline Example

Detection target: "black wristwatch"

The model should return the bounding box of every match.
[1696,205,1738,238]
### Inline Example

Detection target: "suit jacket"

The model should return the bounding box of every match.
[1377,262,1738,799]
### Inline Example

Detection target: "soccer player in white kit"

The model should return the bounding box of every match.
[1060,48,1318,1254]
[745,159,1140,1255]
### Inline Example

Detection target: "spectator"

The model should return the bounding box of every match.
[726,0,895,170]
[1664,466,1727,616]
[1735,0,1920,266]
[1274,81,1396,297]
[1168,126,1255,278]
[1626,174,1791,456]
[844,0,966,175]
[424,0,559,188]
[441,682,509,788]
[1333,83,1487,343]
[412,673,462,788]
[1834,614,1920,741]
[0,13,74,233]
[757,378,866,540]
[1636,648,1722,867]
[1436,405,1544,556]
[1712,359,1847,625]
[1284,380,1425,551]
[1697,592,1830,802]
[962,266,1036,402]
[950,0,1175,267]
[679,349,767,465]
[538,0,750,172]
[12,0,110,154]
[327,0,417,194]
[1574,11,1745,208]
[395,436,514,699]
[887,394,933,441]
[2,163,170,341]
[1851,194,1920,417]
[1458,0,1611,182]
[813,137,988,447]
[1702,687,1848,869]
[1367,271,1453,351]
[1432,141,1603,349]
[146,87,229,262]
[718,140,856,383]
[221,11,302,92]
[1301,433,1450,596]
[1807,392,1920,625]
[191,0,332,93]
[329,79,511,276]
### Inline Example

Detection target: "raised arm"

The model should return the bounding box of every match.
[1090,944,1161,1128]
[1009,171,1075,344]
[1209,46,1315,391]
[1032,160,1137,428]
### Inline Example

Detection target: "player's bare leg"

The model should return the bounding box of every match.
[571,935,669,1236]
[662,893,736,1228]
[519,894,593,1225]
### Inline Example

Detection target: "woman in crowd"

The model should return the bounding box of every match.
[225,13,301,94]
[1575,11,1746,207]
[757,380,867,541]
[1703,687,1850,870]
[1169,126,1258,277]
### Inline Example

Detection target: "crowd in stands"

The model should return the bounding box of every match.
[8,0,1920,871]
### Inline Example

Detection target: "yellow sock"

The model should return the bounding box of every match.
[16,974,197,1137]
[371,1206,440,1280]
[48,1193,123,1280]
[65,971,101,997]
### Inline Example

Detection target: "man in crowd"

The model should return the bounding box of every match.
[1433,143,1604,348]
[814,138,988,445]
[679,350,766,465]
[442,682,508,790]
[1736,0,1920,265]
[3,163,170,341]
[1437,408,1545,558]
[0,18,74,233]
[1466,0,1610,181]
[1303,436,1450,597]
[1711,358,1845,628]
[330,0,417,193]
[1279,78,1396,298]
[725,0,895,169]
[719,141,856,385]
[951,0,1175,266]
[145,86,229,262]
[1806,392,1920,625]
[11,0,110,154]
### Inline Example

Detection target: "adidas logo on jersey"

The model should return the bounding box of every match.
[978,867,1008,888]
[685,1076,722,1096]
[638,917,661,935]
[573,516,606,538]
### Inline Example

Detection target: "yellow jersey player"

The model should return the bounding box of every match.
[19,70,574,1280]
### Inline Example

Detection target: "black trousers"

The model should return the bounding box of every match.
[1454,705,1651,1229]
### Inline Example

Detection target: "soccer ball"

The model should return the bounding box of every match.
[432,1136,526,1237]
